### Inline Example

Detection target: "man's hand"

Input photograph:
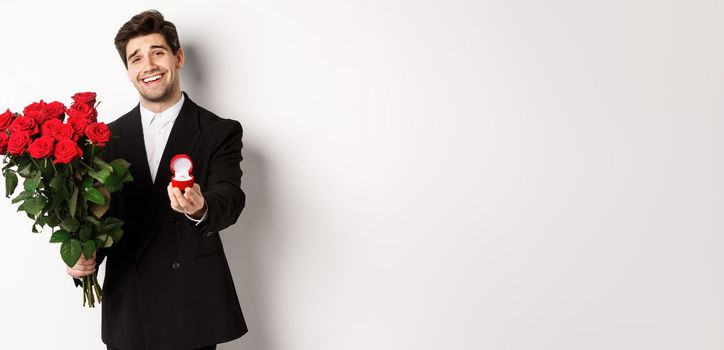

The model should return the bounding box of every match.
[67,252,96,278]
[167,183,207,219]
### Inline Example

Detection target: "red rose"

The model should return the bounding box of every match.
[85,122,110,147]
[23,100,46,120]
[0,133,8,154]
[71,92,97,107]
[8,115,39,135]
[53,139,83,164]
[68,117,90,138]
[35,101,66,124]
[51,123,75,141]
[41,118,63,136]
[66,102,97,121]
[0,109,16,131]
[28,135,54,159]
[7,131,31,155]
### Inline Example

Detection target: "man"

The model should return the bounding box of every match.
[66,10,248,350]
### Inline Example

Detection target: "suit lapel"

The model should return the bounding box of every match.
[123,106,154,188]
[134,93,203,264]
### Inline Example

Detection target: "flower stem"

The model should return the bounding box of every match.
[93,272,103,303]
[78,160,93,171]
[82,276,87,307]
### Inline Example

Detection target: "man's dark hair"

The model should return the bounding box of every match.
[114,10,181,68]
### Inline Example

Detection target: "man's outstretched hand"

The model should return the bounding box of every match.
[167,183,207,220]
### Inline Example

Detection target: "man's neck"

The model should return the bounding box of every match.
[140,90,183,113]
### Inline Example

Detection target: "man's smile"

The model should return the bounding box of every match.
[141,73,165,86]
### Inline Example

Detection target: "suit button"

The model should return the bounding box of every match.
[172,262,181,270]
[134,267,143,273]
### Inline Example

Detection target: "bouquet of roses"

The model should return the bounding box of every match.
[0,92,132,308]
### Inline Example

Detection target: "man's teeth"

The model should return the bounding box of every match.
[143,75,162,83]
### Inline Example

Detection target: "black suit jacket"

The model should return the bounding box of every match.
[90,92,247,349]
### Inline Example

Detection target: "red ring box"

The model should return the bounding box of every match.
[170,154,194,191]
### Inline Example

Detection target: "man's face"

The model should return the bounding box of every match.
[125,33,184,105]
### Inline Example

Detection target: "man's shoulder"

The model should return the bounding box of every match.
[191,99,242,132]
[106,105,140,135]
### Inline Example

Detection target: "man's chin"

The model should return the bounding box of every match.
[139,89,174,103]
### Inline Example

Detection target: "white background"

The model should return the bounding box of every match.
[1,1,723,349]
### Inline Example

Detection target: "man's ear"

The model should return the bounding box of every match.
[176,48,185,69]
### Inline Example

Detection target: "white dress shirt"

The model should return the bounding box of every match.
[139,94,207,225]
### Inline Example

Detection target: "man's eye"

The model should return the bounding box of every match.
[154,51,163,56]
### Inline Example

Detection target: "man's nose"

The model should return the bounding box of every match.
[141,55,159,72]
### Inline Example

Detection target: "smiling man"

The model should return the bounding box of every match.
[66,10,248,350]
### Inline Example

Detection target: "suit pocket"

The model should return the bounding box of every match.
[194,248,224,259]
[195,232,224,259]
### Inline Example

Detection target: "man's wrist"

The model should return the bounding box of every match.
[188,202,207,220]
[186,203,208,226]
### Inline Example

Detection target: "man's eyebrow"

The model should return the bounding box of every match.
[126,45,170,61]
[126,49,140,61]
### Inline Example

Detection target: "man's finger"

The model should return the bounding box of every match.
[68,266,96,273]
[75,258,95,266]
[168,184,182,211]
[70,267,95,276]
[183,186,203,207]
[173,187,193,212]
[68,268,95,278]
[73,262,95,270]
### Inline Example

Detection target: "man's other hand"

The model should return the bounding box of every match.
[67,252,96,278]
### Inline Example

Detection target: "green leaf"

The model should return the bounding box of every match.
[82,240,96,260]
[34,214,48,228]
[122,171,134,183]
[4,171,18,197]
[104,171,121,187]
[81,175,94,190]
[17,162,33,177]
[11,190,34,204]
[60,239,82,267]
[104,217,124,230]
[46,214,61,227]
[39,158,54,178]
[88,168,111,183]
[92,158,113,172]
[108,228,123,243]
[94,235,106,247]
[79,225,93,241]
[23,172,41,192]
[69,187,78,217]
[104,182,122,193]
[50,229,71,243]
[20,196,46,217]
[95,234,113,248]
[60,217,80,232]
[49,175,64,191]
[85,188,105,205]
[50,187,65,210]
[86,216,100,225]
[110,160,129,178]
[110,159,130,169]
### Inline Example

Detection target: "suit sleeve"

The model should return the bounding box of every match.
[189,120,245,235]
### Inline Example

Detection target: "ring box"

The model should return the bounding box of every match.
[170,154,194,191]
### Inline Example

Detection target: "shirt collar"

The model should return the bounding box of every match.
[139,93,186,128]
